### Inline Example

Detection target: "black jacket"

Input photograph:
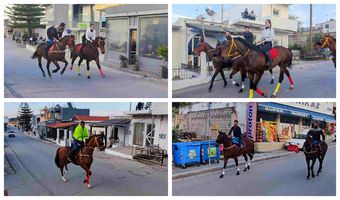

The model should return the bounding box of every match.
[307,127,325,141]
[243,32,254,44]
[47,26,62,40]
[229,126,242,138]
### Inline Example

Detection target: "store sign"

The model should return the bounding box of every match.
[280,102,333,115]
[259,105,310,118]
[246,103,257,138]
[78,23,89,30]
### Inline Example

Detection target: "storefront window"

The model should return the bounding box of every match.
[107,19,128,53]
[257,111,277,122]
[302,118,311,126]
[139,16,168,59]
[280,115,300,124]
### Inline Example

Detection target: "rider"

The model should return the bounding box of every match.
[45,22,66,57]
[243,26,254,44]
[257,19,275,67]
[228,120,242,148]
[80,23,96,54]
[68,121,89,162]
[307,121,326,148]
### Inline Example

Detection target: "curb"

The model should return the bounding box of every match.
[172,151,295,180]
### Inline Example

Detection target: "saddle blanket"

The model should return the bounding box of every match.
[260,48,280,60]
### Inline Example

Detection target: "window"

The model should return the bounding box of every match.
[273,9,280,16]
[325,24,330,29]
[280,115,299,124]
[302,118,311,126]
[257,111,277,122]
[139,16,168,59]
[107,19,128,53]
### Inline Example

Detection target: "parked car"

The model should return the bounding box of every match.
[284,130,308,149]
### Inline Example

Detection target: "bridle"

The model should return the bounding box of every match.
[88,135,101,150]
[225,37,249,60]
[320,36,330,48]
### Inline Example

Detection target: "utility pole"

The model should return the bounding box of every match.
[310,4,313,49]
[207,102,212,165]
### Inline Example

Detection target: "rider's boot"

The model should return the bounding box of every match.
[68,150,75,162]
[265,52,271,67]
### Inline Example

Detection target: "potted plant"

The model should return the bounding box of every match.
[156,45,168,79]
[130,55,139,71]
[119,55,128,68]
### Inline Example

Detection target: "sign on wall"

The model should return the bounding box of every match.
[246,103,257,138]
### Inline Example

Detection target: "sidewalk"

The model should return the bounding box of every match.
[172,149,296,179]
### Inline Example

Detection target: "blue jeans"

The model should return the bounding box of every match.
[72,139,84,152]
[312,140,320,145]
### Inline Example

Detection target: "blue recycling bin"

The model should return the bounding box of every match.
[173,142,201,169]
[200,140,220,164]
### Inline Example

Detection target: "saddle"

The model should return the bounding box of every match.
[48,43,63,54]
[75,44,83,52]
[232,137,245,149]
[260,48,280,60]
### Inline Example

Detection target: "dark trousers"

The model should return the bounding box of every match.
[257,42,272,64]
[69,139,84,160]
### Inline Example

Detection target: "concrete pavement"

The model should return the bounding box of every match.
[4,39,167,98]
[173,144,336,196]
[173,60,336,98]
[4,129,167,196]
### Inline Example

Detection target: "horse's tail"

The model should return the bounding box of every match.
[55,148,61,168]
[31,50,38,59]
[287,48,293,69]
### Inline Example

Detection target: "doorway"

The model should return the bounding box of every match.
[129,29,137,64]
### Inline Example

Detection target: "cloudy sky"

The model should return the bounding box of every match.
[172,4,336,27]
[4,102,139,118]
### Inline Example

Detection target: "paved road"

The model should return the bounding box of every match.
[4,39,167,98]
[4,129,167,196]
[173,144,336,196]
[173,60,336,98]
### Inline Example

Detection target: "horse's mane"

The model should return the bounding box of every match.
[234,37,259,51]
[85,135,96,145]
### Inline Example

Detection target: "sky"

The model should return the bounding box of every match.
[172,4,336,27]
[4,102,139,118]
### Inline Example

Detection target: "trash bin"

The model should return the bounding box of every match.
[173,142,201,169]
[200,140,220,164]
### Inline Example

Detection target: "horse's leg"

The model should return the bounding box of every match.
[46,59,52,78]
[284,69,294,89]
[239,67,246,93]
[80,164,93,188]
[86,59,91,79]
[316,156,322,176]
[60,58,68,75]
[65,164,69,174]
[332,57,336,68]
[254,72,266,97]
[38,56,46,78]
[220,70,227,88]
[95,58,105,78]
[77,58,83,76]
[208,70,219,92]
[219,158,228,178]
[306,158,311,179]
[70,52,75,70]
[271,67,285,97]
[229,68,240,87]
[234,157,240,175]
[269,69,274,84]
[311,158,316,178]
[243,153,248,171]
[51,59,61,73]
[248,72,255,98]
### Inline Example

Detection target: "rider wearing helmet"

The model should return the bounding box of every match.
[307,121,325,146]
[45,22,66,57]
[80,23,96,54]
[228,120,242,148]
[68,121,89,162]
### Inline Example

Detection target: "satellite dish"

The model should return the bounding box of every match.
[205,7,215,16]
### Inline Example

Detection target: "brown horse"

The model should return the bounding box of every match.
[303,135,328,179]
[316,34,336,68]
[70,37,106,79]
[215,131,255,178]
[54,134,105,188]
[218,37,294,98]
[31,35,75,78]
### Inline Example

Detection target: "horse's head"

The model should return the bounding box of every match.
[216,131,232,147]
[303,135,314,152]
[219,38,244,60]
[61,35,75,49]
[94,37,106,54]
[87,134,105,151]
[316,34,334,50]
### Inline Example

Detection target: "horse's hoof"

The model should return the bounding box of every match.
[87,184,92,189]
[235,83,240,87]
[83,179,87,184]
[219,174,224,179]
[208,89,212,93]
[49,76,52,79]
[271,94,276,98]
[307,176,310,179]
[62,177,67,183]
[87,76,91,79]
[102,75,106,78]
[238,89,243,93]
[65,170,68,174]
[52,70,58,73]
[223,84,227,88]
[243,168,247,172]
[289,85,294,90]
[312,175,315,178]
[247,165,250,170]
[263,93,267,98]
[70,66,73,70]
[236,171,240,175]
[270,80,274,84]
[316,173,320,176]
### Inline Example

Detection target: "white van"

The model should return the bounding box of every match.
[284,130,309,150]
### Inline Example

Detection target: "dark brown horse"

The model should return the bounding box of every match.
[54,134,105,188]
[215,131,255,178]
[31,35,75,78]
[303,135,328,179]
[70,37,106,79]
[316,34,336,68]
[218,37,294,98]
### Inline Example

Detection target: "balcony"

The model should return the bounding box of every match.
[125,109,152,116]
[265,16,298,32]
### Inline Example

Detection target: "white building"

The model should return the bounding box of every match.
[315,19,336,34]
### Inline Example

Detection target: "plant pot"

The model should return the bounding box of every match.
[120,61,127,68]
[161,65,168,79]
[132,65,139,71]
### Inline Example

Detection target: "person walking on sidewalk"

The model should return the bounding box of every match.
[68,121,89,162]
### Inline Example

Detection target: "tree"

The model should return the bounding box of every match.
[17,103,33,131]
[289,14,303,32]
[5,4,45,36]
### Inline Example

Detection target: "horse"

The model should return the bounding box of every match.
[215,131,255,178]
[218,37,294,98]
[31,35,75,78]
[70,37,106,79]
[303,135,328,179]
[316,34,336,68]
[54,134,105,188]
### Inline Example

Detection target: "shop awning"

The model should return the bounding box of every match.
[258,103,335,122]
[47,122,78,129]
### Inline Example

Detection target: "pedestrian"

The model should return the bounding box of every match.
[257,19,275,67]
[68,121,89,162]
[243,26,254,44]
[228,120,242,148]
